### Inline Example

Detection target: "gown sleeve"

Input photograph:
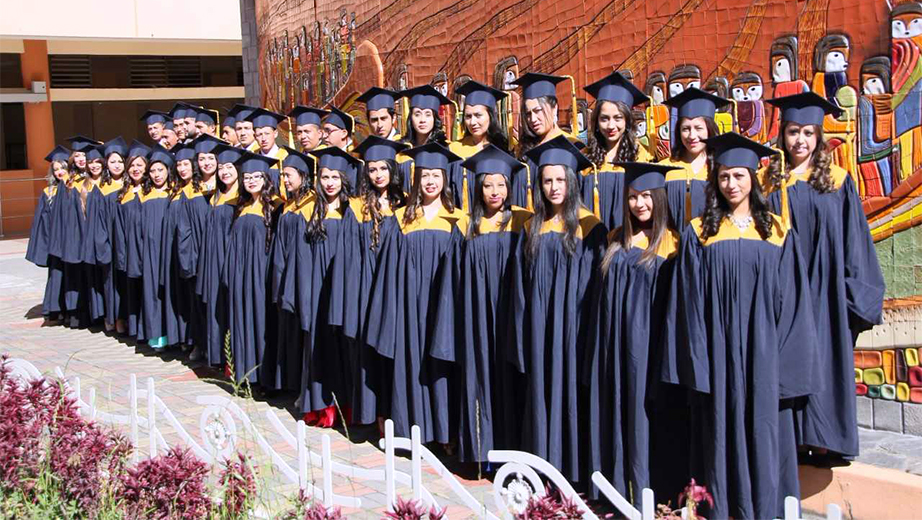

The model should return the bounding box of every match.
[176,199,197,279]
[429,231,464,363]
[363,220,401,359]
[93,193,112,265]
[660,225,710,394]
[25,194,50,267]
[775,230,823,399]
[329,209,359,335]
[839,177,885,335]
[508,230,528,373]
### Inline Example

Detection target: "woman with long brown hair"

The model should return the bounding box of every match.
[138,144,174,349]
[100,138,128,333]
[581,71,653,231]
[58,136,95,327]
[29,146,72,323]
[763,92,885,465]
[113,141,150,340]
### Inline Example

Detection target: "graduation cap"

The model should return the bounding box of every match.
[584,71,649,107]
[511,72,567,100]
[193,106,219,126]
[311,145,363,173]
[354,135,409,162]
[173,143,197,162]
[281,146,316,178]
[162,120,175,131]
[103,136,128,158]
[401,85,452,112]
[455,80,507,110]
[222,113,236,128]
[128,140,151,159]
[288,106,328,127]
[663,87,730,120]
[461,144,525,180]
[323,106,354,134]
[245,108,286,130]
[66,135,100,152]
[227,104,258,124]
[613,162,679,191]
[357,87,400,112]
[766,91,844,127]
[140,110,170,126]
[215,144,244,165]
[85,145,104,162]
[44,145,71,163]
[192,133,225,155]
[148,143,175,168]
[235,150,279,174]
[403,142,462,171]
[524,134,592,173]
[170,102,193,120]
[705,132,778,171]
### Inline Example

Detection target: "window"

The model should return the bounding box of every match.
[49,55,243,89]
[0,103,28,170]
[0,53,23,89]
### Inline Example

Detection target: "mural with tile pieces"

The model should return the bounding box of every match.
[855,347,922,402]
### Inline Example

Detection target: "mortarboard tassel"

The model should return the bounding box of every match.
[592,165,601,220]
[525,163,534,212]
[461,168,469,213]
[772,146,789,230]
[563,75,579,140]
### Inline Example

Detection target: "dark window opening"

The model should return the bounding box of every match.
[0,53,23,89]
[0,103,28,170]
[49,54,243,89]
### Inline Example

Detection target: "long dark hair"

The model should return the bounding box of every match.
[601,187,668,272]
[46,161,68,188]
[101,152,125,187]
[516,96,558,158]
[524,165,582,262]
[306,169,352,242]
[765,122,836,194]
[461,104,510,152]
[118,156,148,201]
[670,116,719,161]
[700,163,774,240]
[402,165,454,227]
[236,175,276,252]
[169,158,202,198]
[468,173,512,238]
[357,159,406,249]
[284,165,314,205]
[586,100,639,166]
[402,108,447,147]
[143,159,174,195]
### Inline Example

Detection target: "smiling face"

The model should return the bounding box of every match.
[107,154,125,179]
[218,162,238,187]
[411,107,435,137]
[717,165,752,208]
[318,167,343,201]
[72,151,86,170]
[418,168,444,204]
[149,162,169,188]
[783,122,818,166]
[367,160,391,191]
[176,159,194,182]
[87,159,103,178]
[52,161,69,182]
[464,104,490,139]
[242,171,266,195]
[541,164,567,208]
[597,101,627,147]
[148,122,163,141]
[197,153,217,178]
[128,157,147,184]
[678,117,710,157]
[480,173,508,214]
[627,187,654,223]
[282,166,303,194]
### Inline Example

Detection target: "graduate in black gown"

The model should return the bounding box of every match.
[398,86,452,197]
[295,146,359,427]
[661,132,821,519]
[319,107,356,167]
[160,143,197,350]
[448,80,511,213]
[243,108,288,190]
[509,135,606,483]
[432,144,531,462]
[224,152,280,384]
[334,136,408,427]
[139,145,174,348]
[584,162,681,503]
[73,143,113,326]
[267,147,314,392]
[197,144,244,367]
[114,142,151,340]
[30,146,71,322]
[659,88,730,230]
[762,93,885,462]
[365,142,468,445]
[99,137,128,333]
[59,136,94,327]
[580,72,653,231]
[287,106,328,153]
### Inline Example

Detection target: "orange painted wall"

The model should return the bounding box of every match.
[0,39,54,237]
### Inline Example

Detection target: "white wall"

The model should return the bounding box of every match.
[0,0,241,41]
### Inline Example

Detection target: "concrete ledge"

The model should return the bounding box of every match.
[800,462,922,520]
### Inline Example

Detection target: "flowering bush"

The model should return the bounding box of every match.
[219,452,258,517]
[280,489,345,519]
[384,496,445,520]
[119,446,213,519]
[514,484,585,519]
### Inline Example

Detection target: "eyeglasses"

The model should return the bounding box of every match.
[321,126,344,136]
[242,174,264,182]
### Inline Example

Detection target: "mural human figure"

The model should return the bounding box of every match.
[812,34,858,174]
[494,57,521,146]
[731,72,766,141]
[891,1,922,184]
[857,56,896,197]
[644,71,670,160]
[766,36,809,142]
[666,65,701,151]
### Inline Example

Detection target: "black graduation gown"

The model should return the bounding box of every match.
[581,165,625,232]
[509,207,606,483]
[180,186,213,347]
[223,200,276,384]
[160,186,199,347]
[114,189,145,340]
[139,187,170,341]
[765,167,885,457]
[584,228,679,503]
[365,205,467,443]
[266,196,310,391]
[71,180,113,324]
[659,159,708,231]
[196,188,239,366]
[397,157,414,195]
[293,202,351,413]
[661,216,821,520]
[102,181,125,326]
[31,186,65,316]
[57,178,88,317]
[330,197,399,424]
[432,207,531,462]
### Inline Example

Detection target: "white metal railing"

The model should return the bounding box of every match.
[3,357,842,520]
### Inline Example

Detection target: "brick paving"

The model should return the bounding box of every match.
[0,237,495,519]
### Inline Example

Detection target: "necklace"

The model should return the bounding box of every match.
[729,214,753,231]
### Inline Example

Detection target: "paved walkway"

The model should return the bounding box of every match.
[3,235,921,518]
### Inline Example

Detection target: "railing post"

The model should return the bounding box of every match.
[129,374,138,463]
[297,420,308,490]
[411,425,422,502]
[88,387,96,420]
[385,419,396,512]
[147,378,157,458]
[322,434,333,507]
[784,496,799,519]
[641,488,654,520]
[826,503,842,520]
[74,376,82,416]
